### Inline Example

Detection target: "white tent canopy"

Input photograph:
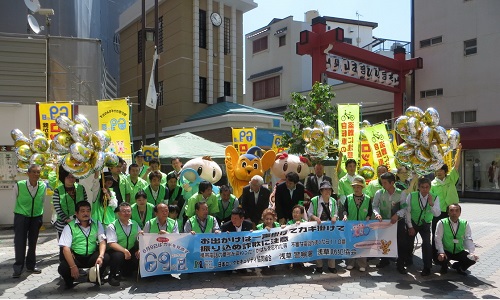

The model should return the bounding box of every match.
[158,132,227,163]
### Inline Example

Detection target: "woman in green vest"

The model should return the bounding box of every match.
[91,172,117,227]
[53,167,88,237]
[256,208,282,230]
[130,191,155,228]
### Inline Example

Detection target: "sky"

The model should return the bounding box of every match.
[243,0,411,42]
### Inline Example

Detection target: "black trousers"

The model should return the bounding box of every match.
[439,250,476,271]
[432,211,449,261]
[409,221,432,269]
[13,213,43,273]
[107,248,139,278]
[58,250,110,285]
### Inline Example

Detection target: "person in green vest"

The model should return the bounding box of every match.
[337,158,366,217]
[167,172,184,207]
[342,176,371,272]
[131,191,155,229]
[256,208,282,230]
[143,171,169,206]
[142,158,167,186]
[308,181,338,274]
[143,203,179,234]
[133,151,148,178]
[108,156,130,205]
[215,185,239,225]
[372,172,408,274]
[435,203,478,275]
[185,180,219,218]
[365,165,389,199]
[125,163,148,205]
[404,177,441,276]
[91,173,118,227]
[106,202,141,286]
[184,201,221,234]
[58,201,110,289]
[168,204,183,233]
[12,164,46,278]
[431,143,462,263]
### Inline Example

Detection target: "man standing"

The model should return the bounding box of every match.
[109,156,130,205]
[274,172,305,224]
[106,202,141,286]
[185,181,219,218]
[144,171,169,206]
[216,185,239,225]
[220,207,253,232]
[58,201,109,288]
[134,151,148,178]
[143,203,179,234]
[337,158,364,216]
[126,163,148,205]
[12,164,46,278]
[305,163,332,196]
[435,204,478,275]
[168,157,183,180]
[365,165,389,199]
[142,158,167,186]
[240,175,270,227]
[184,202,221,234]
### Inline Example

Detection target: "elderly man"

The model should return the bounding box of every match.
[275,172,305,224]
[216,185,239,225]
[143,203,179,234]
[58,201,109,289]
[305,163,332,196]
[12,164,46,278]
[240,175,271,227]
[184,202,221,234]
[106,202,141,286]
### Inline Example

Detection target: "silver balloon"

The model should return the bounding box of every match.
[401,134,421,147]
[70,124,90,143]
[104,151,119,167]
[313,120,326,129]
[56,116,75,132]
[16,145,33,162]
[427,158,445,172]
[61,153,85,173]
[92,130,111,151]
[394,116,409,136]
[405,106,424,119]
[397,143,414,156]
[52,132,73,154]
[415,146,432,163]
[30,153,47,166]
[433,126,448,145]
[70,142,93,163]
[72,163,93,179]
[11,129,26,141]
[14,136,30,148]
[424,107,440,127]
[91,151,106,173]
[29,129,46,140]
[74,114,92,132]
[420,126,434,149]
[429,143,444,161]
[323,125,336,141]
[30,135,50,153]
[407,117,422,137]
[448,129,460,150]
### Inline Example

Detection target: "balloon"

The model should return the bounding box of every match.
[311,138,326,150]
[448,129,460,150]
[17,166,29,173]
[29,129,46,140]
[104,151,119,167]
[14,136,30,148]
[310,128,323,140]
[17,160,30,171]
[433,126,448,145]
[56,115,75,132]
[30,136,49,153]
[394,116,409,136]
[302,127,312,142]
[429,143,444,161]
[407,117,422,137]
[52,132,73,153]
[16,145,33,162]
[423,107,440,127]
[323,125,335,141]
[40,164,54,180]
[313,120,325,129]
[73,163,93,179]
[62,154,85,173]
[92,130,111,151]
[420,126,434,149]
[361,120,371,128]
[11,129,26,141]
[305,143,319,156]
[397,143,414,156]
[70,124,90,143]
[359,166,375,180]
[415,146,432,163]
[360,130,367,141]
[70,142,93,163]
[410,154,426,167]
[30,153,47,166]
[74,114,92,132]
[405,106,424,119]
[427,158,445,171]
[395,151,410,167]
[90,151,106,173]
[401,134,421,147]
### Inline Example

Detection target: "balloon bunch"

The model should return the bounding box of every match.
[302,120,337,160]
[394,106,460,176]
[50,115,119,179]
[358,166,375,181]
[11,129,54,179]
[359,120,371,141]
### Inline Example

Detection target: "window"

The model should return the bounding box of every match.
[158,81,164,106]
[420,36,442,48]
[199,77,207,103]
[279,35,286,47]
[452,110,476,125]
[464,38,477,56]
[253,36,268,54]
[224,17,230,55]
[138,89,142,112]
[138,31,143,63]
[158,16,164,53]
[420,88,443,99]
[224,81,231,96]
[199,10,207,49]
[344,38,353,45]
[253,76,280,101]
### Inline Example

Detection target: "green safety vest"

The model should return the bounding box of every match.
[91,191,116,226]
[138,165,148,178]
[376,188,404,219]
[287,219,306,225]
[410,192,436,226]
[113,174,129,202]
[189,215,215,233]
[310,196,337,218]
[14,180,46,217]
[126,176,147,205]
[346,194,371,221]
[256,222,280,230]
[56,184,85,221]
[131,203,155,228]
[69,220,99,256]
[216,195,237,221]
[147,217,176,233]
[441,218,467,254]
[144,185,168,206]
[112,219,140,250]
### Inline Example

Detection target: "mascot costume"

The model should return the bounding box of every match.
[179,156,222,201]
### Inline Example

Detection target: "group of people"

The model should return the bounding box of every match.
[12,144,478,289]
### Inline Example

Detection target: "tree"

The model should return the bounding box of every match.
[282,82,337,159]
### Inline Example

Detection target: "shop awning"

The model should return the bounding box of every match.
[458,125,500,149]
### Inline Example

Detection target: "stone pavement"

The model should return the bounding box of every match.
[1,202,499,299]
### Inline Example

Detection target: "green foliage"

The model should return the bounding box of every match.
[282,82,337,156]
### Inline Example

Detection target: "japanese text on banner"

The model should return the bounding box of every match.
[232,128,256,155]
[363,124,396,171]
[37,103,73,140]
[97,99,132,162]
[360,140,375,173]
[139,221,397,277]
[337,105,360,164]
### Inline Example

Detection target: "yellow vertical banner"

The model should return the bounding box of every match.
[97,99,132,162]
[360,140,375,171]
[388,130,398,153]
[232,128,256,155]
[338,105,360,164]
[142,146,159,166]
[363,123,397,171]
[37,103,73,140]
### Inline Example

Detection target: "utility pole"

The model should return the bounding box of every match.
[141,0,146,145]
[154,0,159,146]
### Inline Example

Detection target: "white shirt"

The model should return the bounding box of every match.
[405,192,442,228]
[106,219,142,243]
[253,190,260,204]
[13,180,41,204]
[143,218,179,233]
[307,196,337,219]
[435,218,475,254]
[58,218,106,248]
[234,225,242,232]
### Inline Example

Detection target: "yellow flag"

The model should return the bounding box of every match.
[97,99,132,162]
[37,103,73,140]
[232,128,256,155]
[338,104,360,164]
[364,123,397,171]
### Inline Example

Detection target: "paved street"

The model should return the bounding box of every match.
[0,201,499,299]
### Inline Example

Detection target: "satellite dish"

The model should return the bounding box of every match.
[27,14,43,34]
[24,0,41,13]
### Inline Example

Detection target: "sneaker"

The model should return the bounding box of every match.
[346,265,354,270]
[359,267,366,272]
[108,277,120,287]
[421,268,431,276]
[397,265,407,275]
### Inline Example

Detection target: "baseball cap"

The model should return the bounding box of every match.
[134,151,145,158]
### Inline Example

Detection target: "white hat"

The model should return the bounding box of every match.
[88,264,101,285]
